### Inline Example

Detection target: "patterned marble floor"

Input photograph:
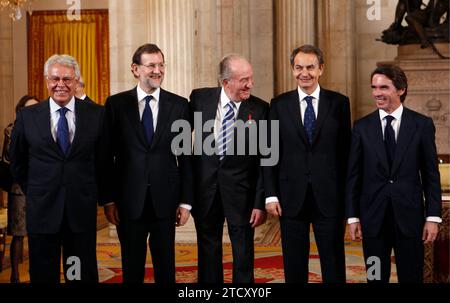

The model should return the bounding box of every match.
[0,215,398,283]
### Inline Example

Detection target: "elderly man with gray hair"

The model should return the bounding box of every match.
[9,54,105,283]
[189,54,268,283]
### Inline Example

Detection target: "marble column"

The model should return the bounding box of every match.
[317,0,356,117]
[109,0,195,99]
[274,0,316,95]
[193,0,274,101]
[109,0,148,94]
[146,0,195,98]
[192,0,220,88]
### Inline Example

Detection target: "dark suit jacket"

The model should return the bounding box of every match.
[190,87,268,226]
[9,98,105,234]
[103,87,193,220]
[83,95,96,105]
[346,107,442,237]
[264,88,351,218]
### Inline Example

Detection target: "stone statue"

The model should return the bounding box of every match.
[380,0,449,58]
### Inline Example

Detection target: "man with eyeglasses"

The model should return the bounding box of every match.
[9,54,105,283]
[102,43,193,283]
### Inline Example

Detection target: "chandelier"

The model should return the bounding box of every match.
[0,0,33,21]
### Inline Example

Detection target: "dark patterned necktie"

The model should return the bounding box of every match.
[57,107,70,155]
[142,95,154,146]
[303,96,316,145]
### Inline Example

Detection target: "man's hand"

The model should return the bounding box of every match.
[176,207,191,227]
[349,222,362,241]
[422,222,439,244]
[104,204,120,225]
[265,201,282,217]
[249,209,266,228]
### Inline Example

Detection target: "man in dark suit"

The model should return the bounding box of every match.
[264,45,351,283]
[190,54,267,283]
[9,54,104,283]
[346,64,441,283]
[102,44,193,283]
[75,77,96,104]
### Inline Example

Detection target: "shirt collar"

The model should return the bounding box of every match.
[220,87,241,110]
[137,84,160,103]
[298,85,321,102]
[379,104,403,121]
[49,97,75,114]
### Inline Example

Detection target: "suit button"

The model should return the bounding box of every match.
[388,180,394,184]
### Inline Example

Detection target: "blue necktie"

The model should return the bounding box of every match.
[384,115,396,168]
[217,102,236,160]
[303,96,316,145]
[57,107,70,155]
[142,95,154,146]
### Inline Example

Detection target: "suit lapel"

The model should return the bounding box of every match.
[206,88,221,121]
[233,99,252,154]
[125,87,148,147]
[151,89,174,149]
[285,90,308,145]
[236,98,251,122]
[391,108,415,175]
[368,111,390,175]
[33,100,64,158]
[202,88,221,139]
[68,98,95,158]
[312,90,331,145]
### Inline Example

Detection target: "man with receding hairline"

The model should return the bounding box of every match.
[190,54,268,283]
[102,43,193,283]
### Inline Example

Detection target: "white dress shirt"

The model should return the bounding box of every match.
[347,104,442,224]
[50,97,76,143]
[137,84,160,131]
[136,85,191,211]
[265,86,321,205]
[299,85,320,124]
[379,104,403,141]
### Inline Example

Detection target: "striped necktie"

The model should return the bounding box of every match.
[217,102,236,160]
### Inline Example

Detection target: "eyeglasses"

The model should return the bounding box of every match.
[139,62,166,70]
[47,76,76,85]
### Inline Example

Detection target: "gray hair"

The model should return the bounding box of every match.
[218,54,248,85]
[44,54,81,79]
